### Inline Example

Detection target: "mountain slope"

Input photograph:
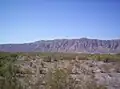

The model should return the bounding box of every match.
[0,38,120,53]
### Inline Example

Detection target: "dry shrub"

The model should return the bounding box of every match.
[45,68,107,89]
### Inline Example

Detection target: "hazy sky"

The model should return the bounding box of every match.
[0,0,120,43]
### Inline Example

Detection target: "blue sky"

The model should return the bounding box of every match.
[0,0,120,44]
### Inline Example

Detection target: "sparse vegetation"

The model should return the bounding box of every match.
[0,52,120,89]
[45,68,107,89]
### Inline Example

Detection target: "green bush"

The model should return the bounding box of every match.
[0,52,23,89]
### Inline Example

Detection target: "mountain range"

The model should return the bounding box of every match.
[0,38,120,53]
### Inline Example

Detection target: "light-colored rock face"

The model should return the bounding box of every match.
[17,56,120,89]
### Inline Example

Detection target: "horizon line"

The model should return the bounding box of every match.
[0,37,120,44]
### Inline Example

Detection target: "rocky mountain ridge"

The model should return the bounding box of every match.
[0,38,120,53]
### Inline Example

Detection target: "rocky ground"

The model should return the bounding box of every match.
[16,55,120,89]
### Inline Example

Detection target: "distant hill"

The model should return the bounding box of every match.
[0,38,120,53]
